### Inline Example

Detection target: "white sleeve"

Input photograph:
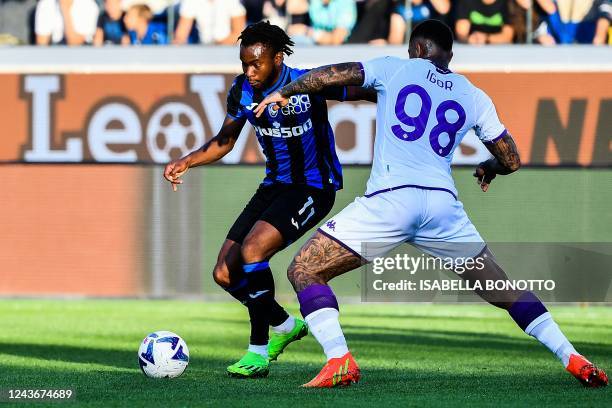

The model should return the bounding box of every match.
[473,88,507,143]
[361,56,397,91]
[180,0,198,18]
[229,0,246,17]
[72,1,100,41]
[35,0,55,36]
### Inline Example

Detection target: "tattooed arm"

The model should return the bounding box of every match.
[281,62,365,97]
[254,62,366,117]
[473,133,521,192]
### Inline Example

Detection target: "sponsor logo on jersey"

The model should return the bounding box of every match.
[254,118,313,138]
[278,94,311,116]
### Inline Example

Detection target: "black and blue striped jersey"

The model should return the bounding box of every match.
[226,64,345,190]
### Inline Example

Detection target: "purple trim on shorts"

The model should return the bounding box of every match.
[508,291,548,332]
[484,129,508,145]
[297,284,339,317]
[364,185,457,200]
[317,228,365,261]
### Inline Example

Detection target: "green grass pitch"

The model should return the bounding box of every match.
[1,301,610,407]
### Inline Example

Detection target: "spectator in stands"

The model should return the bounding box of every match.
[173,0,247,45]
[455,0,515,44]
[94,0,129,45]
[260,0,290,28]
[240,0,289,26]
[347,0,394,44]
[122,0,178,15]
[124,4,168,44]
[308,0,357,45]
[242,0,266,25]
[393,0,451,25]
[284,0,311,41]
[388,0,451,44]
[510,0,536,43]
[530,0,611,45]
[0,0,37,45]
[35,0,99,45]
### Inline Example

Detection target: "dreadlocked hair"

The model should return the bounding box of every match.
[238,21,295,56]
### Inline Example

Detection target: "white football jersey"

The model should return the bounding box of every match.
[361,57,506,197]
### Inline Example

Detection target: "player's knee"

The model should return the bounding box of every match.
[212,264,231,288]
[240,237,265,264]
[287,253,326,291]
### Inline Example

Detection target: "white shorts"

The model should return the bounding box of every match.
[319,186,485,261]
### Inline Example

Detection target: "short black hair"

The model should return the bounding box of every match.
[409,19,454,52]
[239,21,295,57]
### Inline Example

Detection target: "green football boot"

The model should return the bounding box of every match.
[268,318,309,362]
[227,351,270,378]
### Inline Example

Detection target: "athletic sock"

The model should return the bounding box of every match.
[248,343,269,359]
[224,276,289,325]
[224,277,249,305]
[272,315,296,334]
[224,262,290,345]
[243,261,277,346]
[268,298,290,327]
[508,291,577,367]
[298,284,349,360]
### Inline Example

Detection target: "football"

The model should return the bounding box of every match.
[138,331,190,378]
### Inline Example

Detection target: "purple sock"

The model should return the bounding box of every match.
[508,291,548,331]
[297,284,339,317]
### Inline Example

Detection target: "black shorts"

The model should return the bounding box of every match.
[227,183,336,247]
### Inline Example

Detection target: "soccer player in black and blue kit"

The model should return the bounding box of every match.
[163,21,375,378]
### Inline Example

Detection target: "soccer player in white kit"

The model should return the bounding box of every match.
[255,20,608,388]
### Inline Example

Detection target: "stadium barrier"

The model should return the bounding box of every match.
[0,46,610,297]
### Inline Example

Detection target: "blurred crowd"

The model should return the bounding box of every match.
[0,0,610,46]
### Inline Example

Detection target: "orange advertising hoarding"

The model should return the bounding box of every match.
[0,70,610,297]
[0,165,146,296]
[0,72,610,166]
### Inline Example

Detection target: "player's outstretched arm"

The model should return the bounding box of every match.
[282,62,365,95]
[163,115,245,191]
[473,133,521,192]
[254,62,365,117]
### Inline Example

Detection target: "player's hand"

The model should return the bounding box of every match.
[253,91,289,118]
[163,158,190,192]
[473,162,496,193]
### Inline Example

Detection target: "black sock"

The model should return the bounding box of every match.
[224,275,268,345]
[269,300,290,327]
[224,277,249,305]
[224,275,289,326]
[242,261,289,345]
